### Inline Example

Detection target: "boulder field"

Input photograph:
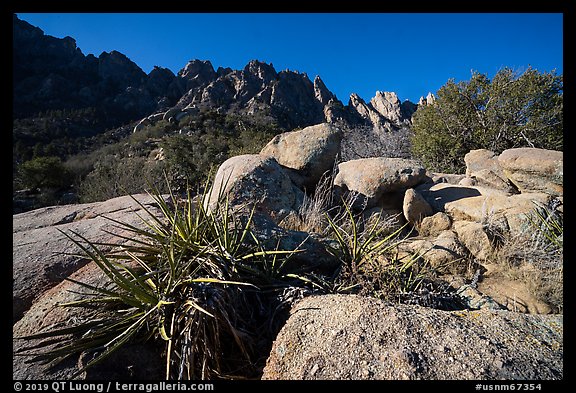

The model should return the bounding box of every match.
[13,123,563,380]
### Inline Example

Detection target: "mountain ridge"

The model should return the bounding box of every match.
[13,14,419,132]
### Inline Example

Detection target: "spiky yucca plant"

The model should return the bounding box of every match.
[290,196,428,300]
[16,179,302,380]
[325,199,407,275]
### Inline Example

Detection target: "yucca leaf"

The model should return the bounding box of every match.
[61,230,159,306]
[180,277,258,289]
[69,316,147,380]
[240,249,301,260]
[183,300,215,318]
[60,275,123,298]
[15,319,109,341]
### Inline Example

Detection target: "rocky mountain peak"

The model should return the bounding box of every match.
[13,13,42,39]
[313,75,336,106]
[174,60,216,94]
[216,66,233,77]
[243,60,278,83]
[13,13,427,134]
[168,59,341,129]
[179,59,215,79]
[98,50,146,87]
[347,91,416,131]
[370,91,402,124]
[13,14,187,121]
[419,92,436,106]
[348,93,364,106]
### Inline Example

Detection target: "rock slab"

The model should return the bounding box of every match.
[13,194,167,323]
[263,294,563,380]
[498,148,563,196]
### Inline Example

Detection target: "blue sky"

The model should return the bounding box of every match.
[16,13,563,104]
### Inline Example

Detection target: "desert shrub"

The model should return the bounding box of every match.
[128,120,174,146]
[227,127,276,157]
[160,124,276,192]
[411,67,563,173]
[78,156,167,202]
[16,156,70,190]
[160,133,228,191]
[12,107,110,164]
[278,172,337,234]
[338,123,413,162]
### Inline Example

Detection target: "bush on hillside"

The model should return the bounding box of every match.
[16,156,70,190]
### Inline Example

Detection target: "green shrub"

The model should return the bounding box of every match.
[411,67,563,173]
[16,156,70,190]
[78,156,167,203]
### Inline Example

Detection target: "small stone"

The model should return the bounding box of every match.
[310,364,319,375]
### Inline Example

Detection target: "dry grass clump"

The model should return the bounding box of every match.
[485,200,563,313]
[278,172,335,234]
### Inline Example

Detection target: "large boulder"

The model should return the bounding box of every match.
[205,155,336,271]
[260,123,342,189]
[205,154,303,223]
[334,158,427,209]
[464,149,517,193]
[12,194,167,323]
[262,295,563,380]
[417,182,552,237]
[498,148,563,196]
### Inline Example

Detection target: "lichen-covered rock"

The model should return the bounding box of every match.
[417,182,552,237]
[334,158,427,209]
[455,284,506,311]
[262,294,563,380]
[205,154,303,223]
[418,212,452,237]
[459,176,478,187]
[406,230,468,272]
[260,123,342,189]
[427,172,466,185]
[498,148,563,196]
[478,272,553,314]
